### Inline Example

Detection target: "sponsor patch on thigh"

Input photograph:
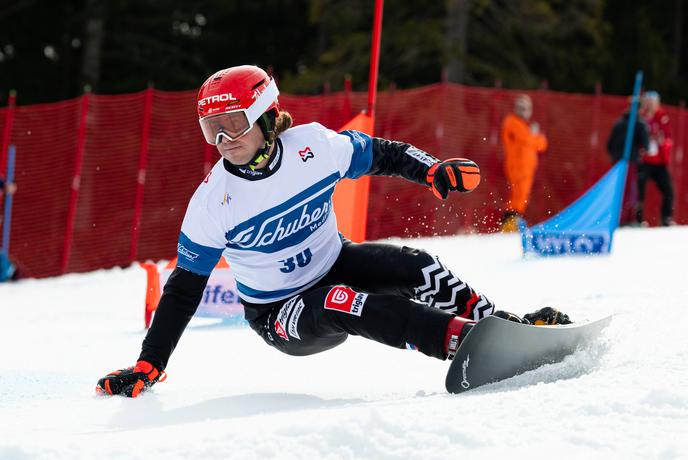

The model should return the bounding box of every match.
[324,286,367,316]
[274,296,299,341]
[287,299,305,340]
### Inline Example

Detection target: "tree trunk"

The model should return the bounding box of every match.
[80,0,105,91]
[445,0,470,84]
[673,0,684,79]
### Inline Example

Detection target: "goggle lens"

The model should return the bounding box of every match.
[200,111,251,144]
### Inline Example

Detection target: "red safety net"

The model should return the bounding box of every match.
[1,83,686,278]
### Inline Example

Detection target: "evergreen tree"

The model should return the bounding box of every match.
[1,0,687,105]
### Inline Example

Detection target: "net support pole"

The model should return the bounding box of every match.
[129,86,154,263]
[589,82,602,184]
[331,0,383,243]
[674,100,685,218]
[0,90,16,176]
[203,143,214,175]
[61,90,90,274]
[367,0,383,117]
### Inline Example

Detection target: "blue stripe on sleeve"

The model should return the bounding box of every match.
[338,130,373,179]
[176,232,224,276]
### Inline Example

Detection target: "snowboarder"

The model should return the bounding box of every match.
[96,65,571,397]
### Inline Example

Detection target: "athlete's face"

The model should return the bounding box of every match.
[216,123,266,165]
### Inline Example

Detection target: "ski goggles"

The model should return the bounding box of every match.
[199,78,279,145]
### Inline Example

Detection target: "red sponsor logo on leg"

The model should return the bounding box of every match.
[274,319,289,341]
[324,286,367,316]
[273,297,298,341]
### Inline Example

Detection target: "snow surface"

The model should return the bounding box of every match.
[1,227,687,460]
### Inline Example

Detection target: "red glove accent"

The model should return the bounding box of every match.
[426,158,481,200]
[96,360,166,398]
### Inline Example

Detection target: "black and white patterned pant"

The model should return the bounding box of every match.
[245,241,495,360]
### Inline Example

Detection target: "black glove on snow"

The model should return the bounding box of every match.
[426,158,481,200]
[96,360,166,398]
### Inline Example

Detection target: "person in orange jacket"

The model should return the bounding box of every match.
[500,94,548,231]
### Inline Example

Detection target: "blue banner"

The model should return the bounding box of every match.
[520,71,643,256]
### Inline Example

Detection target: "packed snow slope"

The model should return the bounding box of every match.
[1,227,687,460]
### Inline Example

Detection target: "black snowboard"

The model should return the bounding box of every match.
[446,315,612,394]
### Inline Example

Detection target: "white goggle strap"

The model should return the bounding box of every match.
[245,78,279,127]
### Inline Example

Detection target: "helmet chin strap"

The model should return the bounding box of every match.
[237,111,276,170]
[243,140,273,170]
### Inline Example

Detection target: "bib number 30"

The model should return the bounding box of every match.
[279,248,313,273]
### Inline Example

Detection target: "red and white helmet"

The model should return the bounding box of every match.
[197,65,280,145]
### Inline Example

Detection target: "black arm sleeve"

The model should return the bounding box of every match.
[368,137,440,186]
[138,267,209,370]
[607,122,622,162]
[637,120,650,150]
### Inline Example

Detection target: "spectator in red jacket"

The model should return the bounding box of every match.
[637,91,675,226]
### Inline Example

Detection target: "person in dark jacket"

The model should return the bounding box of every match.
[606,107,649,226]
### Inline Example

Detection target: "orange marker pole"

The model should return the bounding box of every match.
[332,0,383,242]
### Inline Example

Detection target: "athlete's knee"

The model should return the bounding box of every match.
[412,253,459,306]
[398,245,436,270]
[411,253,495,319]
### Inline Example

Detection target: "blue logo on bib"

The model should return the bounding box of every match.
[225,173,338,254]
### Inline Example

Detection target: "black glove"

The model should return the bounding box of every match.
[426,158,481,200]
[493,307,572,325]
[96,360,166,398]
[492,310,527,323]
[523,307,572,325]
